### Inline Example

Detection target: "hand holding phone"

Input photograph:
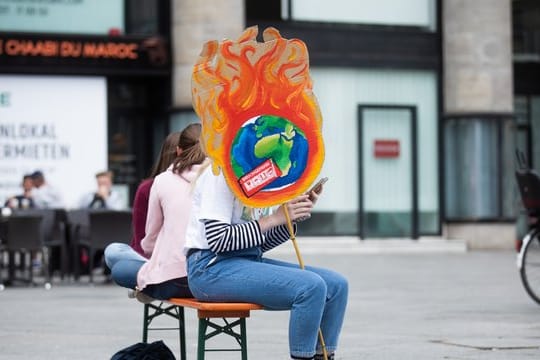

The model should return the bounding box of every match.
[307,177,328,201]
[296,177,328,222]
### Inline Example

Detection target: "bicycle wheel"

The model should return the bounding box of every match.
[520,231,540,304]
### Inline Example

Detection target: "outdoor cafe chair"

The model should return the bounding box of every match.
[70,209,132,282]
[1,210,50,286]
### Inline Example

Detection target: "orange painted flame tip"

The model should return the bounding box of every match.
[262,27,281,42]
[198,40,218,59]
[237,26,259,43]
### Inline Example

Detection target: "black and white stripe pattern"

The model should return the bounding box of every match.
[203,220,297,253]
[204,219,264,253]
[261,224,296,252]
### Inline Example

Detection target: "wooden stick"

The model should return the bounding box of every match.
[283,205,328,360]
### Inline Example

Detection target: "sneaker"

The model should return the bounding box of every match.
[135,291,155,304]
[127,288,155,304]
[314,354,334,360]
[127,289,136,299]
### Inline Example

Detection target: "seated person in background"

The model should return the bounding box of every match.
[4,174,36,209]
[130,131,182,257]
[31,170,64,208]
[79,170,123,210]
[104,123,206,302]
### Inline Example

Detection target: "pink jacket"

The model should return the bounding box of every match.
[137,164,201,290]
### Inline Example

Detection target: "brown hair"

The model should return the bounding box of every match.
[95,170,113,179]
[148,131,182,178]
[172,123,206,175]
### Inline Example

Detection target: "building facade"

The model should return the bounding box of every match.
[2,0,536,249]
[170,0,523,248]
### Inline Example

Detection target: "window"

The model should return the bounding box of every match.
[297,68,439,236]
[125,0,164,35]
[513,0,540,61]
[281,0,437,30]
[0,0,167,36]
[444,116,515,220]
[0,0,124,35]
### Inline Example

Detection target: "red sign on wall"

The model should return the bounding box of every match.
[374,139,400,158]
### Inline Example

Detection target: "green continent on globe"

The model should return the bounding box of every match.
[253,116,300,176]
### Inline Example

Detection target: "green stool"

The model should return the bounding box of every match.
[143,302,187,360]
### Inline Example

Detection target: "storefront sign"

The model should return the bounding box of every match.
[374,139,400,158]
[1,38,138,59]
[0,33,170,75]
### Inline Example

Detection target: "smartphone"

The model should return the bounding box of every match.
[297,177,328,222]
[307,177,328,199]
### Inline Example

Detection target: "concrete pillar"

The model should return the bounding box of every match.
[443,0,514,249]
[443,0,513,113]
[171,0,245,108]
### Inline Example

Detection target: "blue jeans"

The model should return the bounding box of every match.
[104,243,192,300]
[187,248,348,358]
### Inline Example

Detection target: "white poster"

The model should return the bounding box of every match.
[0,75,107,208]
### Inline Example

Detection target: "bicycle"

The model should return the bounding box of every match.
[515,150,540,305]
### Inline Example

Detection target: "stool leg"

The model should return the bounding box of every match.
[197,318,208,360]
[142,304,150,343]
[240,318,248,360]
[178,307,186,360]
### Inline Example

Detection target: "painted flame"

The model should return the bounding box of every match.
[191,26,324,207]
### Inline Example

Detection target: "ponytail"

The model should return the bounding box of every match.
[172,123,206,174]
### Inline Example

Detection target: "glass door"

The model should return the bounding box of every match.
[358,105,418,238]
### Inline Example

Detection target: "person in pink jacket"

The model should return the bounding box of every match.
[104,123,206,302]
[130,131,182,256]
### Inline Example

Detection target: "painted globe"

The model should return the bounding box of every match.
[231,115,309,192]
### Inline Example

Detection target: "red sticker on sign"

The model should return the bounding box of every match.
[239,159,282,197]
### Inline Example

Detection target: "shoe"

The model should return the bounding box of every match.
[314,354,334,360]
[137,289,155,304]
[127,288,155,304]
[127,289,136,299]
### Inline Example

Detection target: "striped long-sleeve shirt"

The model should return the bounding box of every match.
[204,219,297,253]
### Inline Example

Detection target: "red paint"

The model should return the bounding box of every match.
[239,159,282,197]
[374,139,400,158]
